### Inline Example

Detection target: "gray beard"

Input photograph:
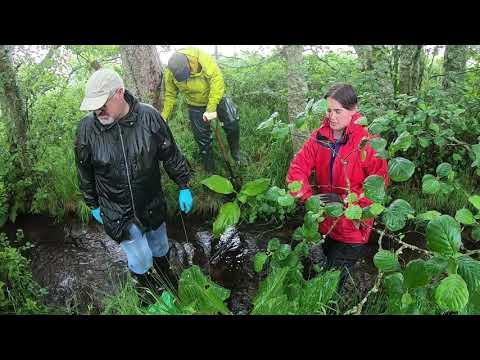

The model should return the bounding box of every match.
[98,116,115,125]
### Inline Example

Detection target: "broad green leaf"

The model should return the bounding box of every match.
[240,178,270,197]
[363,175,386,203]
[311,98,327,115]
[347,192,359,204]
[252,266,290,314]
[384,272,404,298]
[305,195,323,213]
[272,126,290,141]
[370,138,387,152]
[404,259,431,289]
[422,175,441,195]
[201,175,234,194]
[416,210,442,222]
[468,195,480,210]
[388,157,415,182]
[382,199,415,232]
[390,131,412,153]
[429,122,440,133]
[447,257,458,275]
[424,256,449,277]
[237,193,248,204]
[277,194,295,207]
[254,252,268,273]
[457,256,480,292]
[325,202,344,218]
[435,274,469,312]
[213,202,241,236]
[455,208,477,225]
[288,181,303,193]
[257,112,278,130]
[147,291,183,315]
[472,226,480,241]
[356,117,369,125]
[366,203,385,217]
[373,250,401,273]
[178,265,231,315]
[426,215,462,256]
[267,238,281,252]
[369,117,390,134]
[345,205,362,220]
[418,137,431,148]
[436,163,453,178]
[401,292,414,305]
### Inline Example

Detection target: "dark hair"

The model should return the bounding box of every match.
[324,83,358,110]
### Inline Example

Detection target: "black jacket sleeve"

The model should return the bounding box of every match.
[74,118,99,209]
[149,109,191,188]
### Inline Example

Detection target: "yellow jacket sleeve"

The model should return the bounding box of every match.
[197,49,225,113]
[161,69,178,120]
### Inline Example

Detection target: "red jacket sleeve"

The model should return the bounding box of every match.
[286,134,317,203]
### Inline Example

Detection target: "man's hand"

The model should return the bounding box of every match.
[179,188,193,214]
[91,207,104,224]
[202,111,217,122]
[318,193,343,205]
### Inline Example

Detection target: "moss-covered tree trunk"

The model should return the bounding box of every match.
[284,45,308,150]
[119,45,164,111]
[0,45,28,169]
[398,45,426,96]
[442,45,468,99]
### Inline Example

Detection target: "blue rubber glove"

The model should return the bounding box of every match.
[179,188,193,214]
[91,207,104,224]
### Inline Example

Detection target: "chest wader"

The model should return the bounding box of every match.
[188,96,240,172]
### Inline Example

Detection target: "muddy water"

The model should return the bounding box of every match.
[4,213,459,315]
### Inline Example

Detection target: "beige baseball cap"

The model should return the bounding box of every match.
[80,68,124,111]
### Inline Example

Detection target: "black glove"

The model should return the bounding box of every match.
[318,193,343,205]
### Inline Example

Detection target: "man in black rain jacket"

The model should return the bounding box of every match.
[75,68,192,290]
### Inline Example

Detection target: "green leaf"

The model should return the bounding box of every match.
[370,138,387,152]
[147,291,183,315]
[277,194,295,207]
[257,112,278,130]
[426,215,462,256]
[388,157,415,182]
[422,175,441,195]
[252,266,290,314]
[288,181,303,193]
[369,117,390,134]
[436,163,453,178]
[305,195,323,213]
[325,202,344,218]
[373,250,401,273]
[363,175,386,203]
[311,98,327,115]
[272,126,290,141]
[345,205,362,220]
[213,202,241,236]
[356,117,369,125]
[425,256,449,277]
[401,292,414,305]
[240,178,270,197]
[404,259,431,289]
[178,265,231,315]
[472,226,480,241]
[297,270,341,314]
[418,137,431,148]
[369,203,385,216]
[468,195,480,210]
[254,252,268,273]
[429,122,440,134]
[347,192,359,204]
[384,272,404,298]
[201,175,234,195]
[416,210,442,222]
[447,257,458,275]
[382,199,415,232]
[267,238,281,252]
[455,208,477,225]
[457,256,480,292]
[390,131,412,153]
[237,193,248,204]
[435,274,469,312]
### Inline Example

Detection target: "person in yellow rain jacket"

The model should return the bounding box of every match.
[161,47,240,172]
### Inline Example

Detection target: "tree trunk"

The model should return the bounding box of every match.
[442,45,468,98]
[398,45,425,96]
[119,45,164,111]
[0,45,28,168]
[284,45,308,149]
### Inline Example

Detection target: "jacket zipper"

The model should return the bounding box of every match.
[117,123,140,224]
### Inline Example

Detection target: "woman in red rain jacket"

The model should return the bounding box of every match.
[287,84,388,286]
